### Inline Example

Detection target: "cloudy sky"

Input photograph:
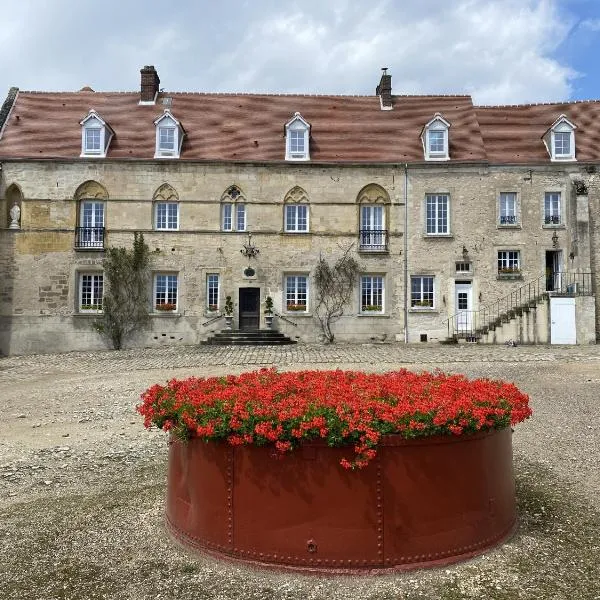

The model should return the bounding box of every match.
[1,0,599,105]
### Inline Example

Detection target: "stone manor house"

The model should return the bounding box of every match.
[0,66,598,355]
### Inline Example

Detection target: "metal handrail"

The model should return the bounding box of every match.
[272,312,299,327]
[445,271,594,340]
[202,313,225,327]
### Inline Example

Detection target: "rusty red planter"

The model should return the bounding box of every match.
[166,427,517,573]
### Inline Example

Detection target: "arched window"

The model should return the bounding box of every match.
[153,183,179,230]
[74,181,108,249]
[357,184,389,252]
[221,185,246,232]
[283,186,309,233]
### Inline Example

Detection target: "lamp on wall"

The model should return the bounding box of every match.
[240,232,260,259]
[462,245,469,258]
[551,231,559,248]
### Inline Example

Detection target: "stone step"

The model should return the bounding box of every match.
[202,329,297,346]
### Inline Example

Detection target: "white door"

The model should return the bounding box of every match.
[550,297,576,344]
[455,282,473,334]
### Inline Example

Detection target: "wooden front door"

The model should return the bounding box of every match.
[239,288,260,329]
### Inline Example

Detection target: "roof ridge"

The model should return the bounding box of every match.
[476,99,600,108]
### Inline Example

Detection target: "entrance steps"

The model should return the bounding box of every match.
[202,329,297,346]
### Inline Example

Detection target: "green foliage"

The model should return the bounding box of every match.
[264,296,274,315]
[314,244,361,343]
[95,232,151,349]
[224,296,234,316]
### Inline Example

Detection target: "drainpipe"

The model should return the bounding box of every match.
[403,163,409,344]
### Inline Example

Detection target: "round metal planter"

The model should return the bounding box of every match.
[166,428,517,573]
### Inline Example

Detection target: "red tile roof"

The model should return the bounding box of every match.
[476,102,600,164]
[1,88,599,164]
[0,90,485,163]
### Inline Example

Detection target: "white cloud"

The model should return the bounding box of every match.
[0,0,582,103]
[580,18,600,31]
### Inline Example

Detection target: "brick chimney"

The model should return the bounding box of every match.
[140,65,160,103]
[376,68,392,110]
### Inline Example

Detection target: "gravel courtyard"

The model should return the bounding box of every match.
[1,343,599,600]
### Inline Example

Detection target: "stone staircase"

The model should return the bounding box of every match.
[444,271,593,345]
[202,329,297,346]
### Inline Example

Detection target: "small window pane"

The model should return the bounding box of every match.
[159,127,175,151]
[155,202,178,230]
[79,273,103,311]
[498,251,520,273]
[155,274,178,309]
[285,275,308,311]
[426,194,449,234]
[85,128,101,152]
[361,276,384,313]
[207,274,219,310]
[428,130,445,153]
[411,276,434,308]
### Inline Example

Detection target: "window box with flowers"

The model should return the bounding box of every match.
[497,268,522,280]
[361,304,383,314]
[207,304,218,312]
[139,368,531,573]
[155,302,177,312]
[286,303,307,312]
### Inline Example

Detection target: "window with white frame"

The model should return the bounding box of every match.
[154,110,184,158]
[425,194,449,234]
[155,202,179,230]
[79,273,103,312]
[411,276,434,308]
[285,112,310,160]
[544,192,562,225]
[78,200,105,248]
[154,273,178,311]
[499,192,518,226]
[455,262,472,273]
[285,204,309,232]
[206,273,219,312]
[422,113,450,160]
[222,202,246,231]
[285,275,308,312]
[360,204,386,250]
[80,110,113,157]
[497,251,521,274]
[544,115,576,161]
[360,275,384,313]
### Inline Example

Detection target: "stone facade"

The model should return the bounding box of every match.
[0,69,598,354]
[0,158,597,355]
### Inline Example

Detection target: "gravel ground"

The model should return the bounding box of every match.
[1,343,599,600]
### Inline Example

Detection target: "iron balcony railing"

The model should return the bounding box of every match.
[446,271,594,340]
[544,215,561,225]
[359,229,388,252]
[75,227,105,249]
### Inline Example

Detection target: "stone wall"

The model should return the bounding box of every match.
[0,159,597,355]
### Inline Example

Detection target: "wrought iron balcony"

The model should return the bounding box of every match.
[499,215,518,225]
[359,229,388,252]
[75,227,105,250]
[544,215,561,225]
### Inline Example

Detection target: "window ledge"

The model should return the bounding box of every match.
[409,309,439,315]
[497,224,521,229]
[284,311,311,317]
[73,312,102,317]
[423,234,453,239]
[497,274,523,281]
[282,231,311,235]
[358,313,388,317]
[154,228,180,232]
[152,312,181,317]
[542,224,566,229]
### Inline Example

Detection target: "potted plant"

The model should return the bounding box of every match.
[264,296,274,329]
[138,368,531,573]
[224,295,234,329]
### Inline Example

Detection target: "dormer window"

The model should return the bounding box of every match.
[154,110,184,158]
[285,112,310,161]
[80,110,113,158]
[422,113,450,161]
[544,115,576,161]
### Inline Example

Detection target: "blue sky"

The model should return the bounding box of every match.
[0,0,599,105]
